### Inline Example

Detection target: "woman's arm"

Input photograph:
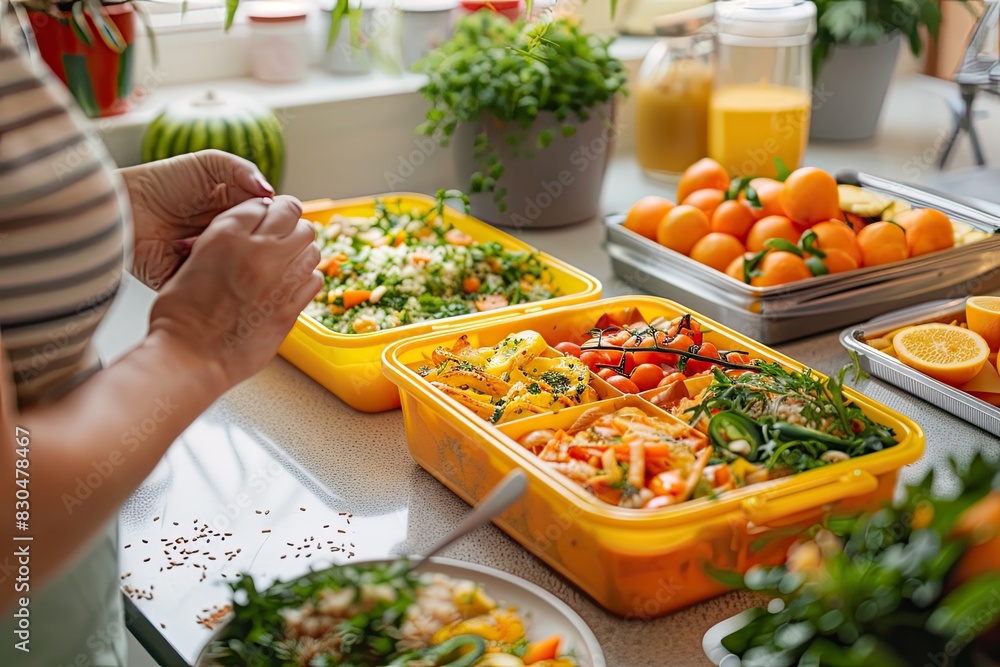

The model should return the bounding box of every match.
[0,329,225,598]
[0,196,320,610]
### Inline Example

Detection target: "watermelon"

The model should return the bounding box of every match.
[141,90,286,189]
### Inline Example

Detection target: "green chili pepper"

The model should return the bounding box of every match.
[708,411,764,460]
[771,422,856,450]
[419,634,487,667]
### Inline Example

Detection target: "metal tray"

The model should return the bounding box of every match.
[840,297,1000,437]
[605,174,1000,344]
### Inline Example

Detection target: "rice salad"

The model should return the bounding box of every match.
[205,561,578,666]
[306,200,557,335]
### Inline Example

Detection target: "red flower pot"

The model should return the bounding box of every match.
[29,2,137,118]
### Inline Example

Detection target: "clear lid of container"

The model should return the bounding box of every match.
[714,0,816,45]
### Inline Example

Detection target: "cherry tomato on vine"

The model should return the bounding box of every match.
[597,368,619,381]
[630,364,664,391]
[658,371,687,387]
[554,342,582,358]
[607,375,640,394]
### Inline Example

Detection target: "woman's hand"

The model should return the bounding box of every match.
[120,150,276,290]
[148,195,321,391]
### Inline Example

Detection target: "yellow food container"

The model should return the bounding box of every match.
[382,296,925,617]
[278,194,602,412]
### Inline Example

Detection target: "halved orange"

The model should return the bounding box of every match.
[892,323,990,386]
[966,296,1000,353]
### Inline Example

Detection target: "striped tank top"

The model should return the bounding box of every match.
[1,6,130,665]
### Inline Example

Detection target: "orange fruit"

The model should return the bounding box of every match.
[857,221,909,267]
[677,158,729,203]
[750,251,812,287]
[726,254,749,282]
[656,204,711,256]
[951,492,1000,587]
[746,215,802,253]
[809,221,863,266]
[710,200,755,241]
[892,323,990,386]
[683,188,726,221]
[822,247,859,274]
[623,196,675,241]
[966,296,1000,352]
[744,178,785,220]
[780,167,840,227]
[895,208,954,257]
[690,232,746,273]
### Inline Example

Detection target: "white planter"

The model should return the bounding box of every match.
[810,33,902,141]
[452,101,616,229]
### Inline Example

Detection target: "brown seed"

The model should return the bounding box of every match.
[261,530,271,534]
[142,539,148,544]
[323,525,330,529]
[299,507,306,512]
[160,623,166,629]
[124,544,131,549]
[143,558,151,563]
[153,517,160,522]
[173,522,179,526]
[281,555,287,559]
[338,530,346,534]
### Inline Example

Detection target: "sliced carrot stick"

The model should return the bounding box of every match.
[342,290,372,309]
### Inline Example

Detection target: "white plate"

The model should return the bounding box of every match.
[197,557,605,666]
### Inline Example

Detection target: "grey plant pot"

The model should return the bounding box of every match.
[810,33,902,142]
[452,101,615,229]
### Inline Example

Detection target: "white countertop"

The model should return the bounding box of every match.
[99,74,1000,666]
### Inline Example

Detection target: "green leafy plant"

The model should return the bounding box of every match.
[717,453,1000,666]
[811,0,964,77]
[415,12,626,211]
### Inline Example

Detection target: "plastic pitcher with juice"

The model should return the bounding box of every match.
[635,24,714,177]
[709,0,816,178]
[709,83,811,178]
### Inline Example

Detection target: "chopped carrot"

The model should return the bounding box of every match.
[524,636,561,664]
[444,228,474,246]
[342,290,372,309]
[585,476,622,506]
[317,254,347,277]
[463,276,481,294]
[410,251,433,266]
[714,464,732,488]
[475,294,509,312]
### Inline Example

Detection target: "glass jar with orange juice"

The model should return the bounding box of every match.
[635,11,714,178]
[709,0,816,179]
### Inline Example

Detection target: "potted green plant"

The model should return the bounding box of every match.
[809,0,961,141]
[415,12,627,228]
[17,0,141,117]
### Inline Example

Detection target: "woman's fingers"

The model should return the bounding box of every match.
[211,197,272,234]
[254,195,303,237]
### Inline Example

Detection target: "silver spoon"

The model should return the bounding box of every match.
[406,469,528,571]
